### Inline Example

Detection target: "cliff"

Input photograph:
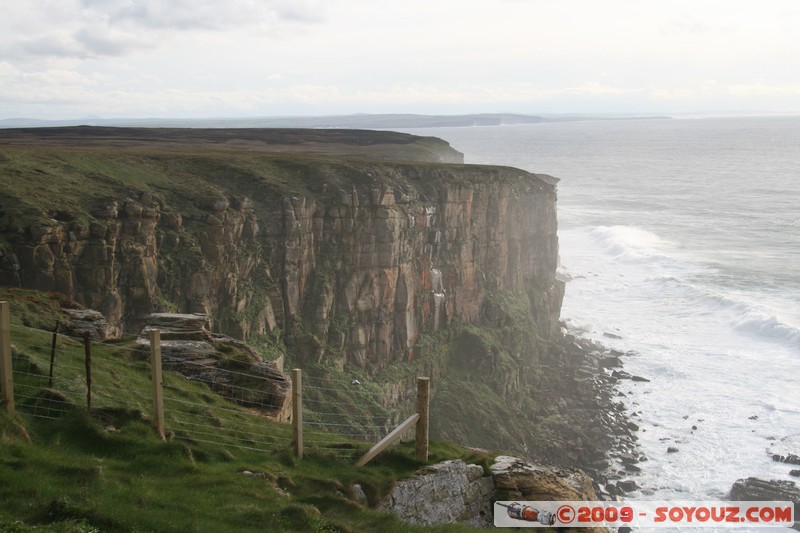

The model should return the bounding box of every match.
[0,127,561,366]
[0,126,578,463]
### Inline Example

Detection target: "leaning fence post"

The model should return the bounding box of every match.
[415,376,430,461]
[292,368,303,459]
[0,301,14,415]
[149,329,165,440]
[83,332,92,411]
[48,321,60,388]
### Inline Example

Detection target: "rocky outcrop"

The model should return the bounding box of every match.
[381,456,606,530]
[491,455,600,502]
[136,313,290,420]
[62,308,110,340]
[379,460,494,527]
[730,477,799,530]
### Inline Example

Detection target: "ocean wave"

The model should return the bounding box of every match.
[588,225,674,263]
[703,292,800,348]
[562,317,593,334]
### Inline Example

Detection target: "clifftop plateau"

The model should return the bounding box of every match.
[0,126,464,163]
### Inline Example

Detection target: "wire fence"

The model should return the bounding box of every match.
[0,302,429,464]
[4,317,296,456]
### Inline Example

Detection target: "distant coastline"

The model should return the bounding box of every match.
[0,112,673,130]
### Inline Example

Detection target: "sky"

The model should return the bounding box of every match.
[2,0,800,119]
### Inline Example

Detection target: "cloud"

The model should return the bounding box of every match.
[100,0,325,31]
[661,14,711,36]
[563,82,636,96]
[726,83,800,96]
[74,26,149,57]
[2,0,324,60]
[0,62,21,78]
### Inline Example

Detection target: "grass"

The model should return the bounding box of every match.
[0,288,493,532]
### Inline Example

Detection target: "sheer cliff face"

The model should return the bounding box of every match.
[1,150,562,374]
[2,166,562,372]
[276,167,563,371]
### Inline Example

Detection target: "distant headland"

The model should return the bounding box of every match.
[0,112,672,130]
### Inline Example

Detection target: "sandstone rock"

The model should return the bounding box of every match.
[729,477,799,530]
[612,370,632,380]
[379,460,494,527]
[491,455,599,501]
[616,479,638,493]
[63,308,109,340]
[351,484,368,505]
[137,313,291,420]
[598,356,622,369]
[773,453,800,466]
[491,456,607,532]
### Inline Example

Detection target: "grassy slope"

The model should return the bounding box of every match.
[0,288,492,532]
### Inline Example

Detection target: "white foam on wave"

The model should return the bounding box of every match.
[562,317,593,334]
[703,292,800,348]
[578,225,800,351]
[589,225,674,263]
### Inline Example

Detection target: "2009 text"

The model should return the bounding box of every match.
[494,500,794,528]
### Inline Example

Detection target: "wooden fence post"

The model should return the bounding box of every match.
[415,376,430,461]
[48,321,60,388]
[292,368,303,459]
[149,329,165,440]
[0,301,14,415]
[83,332,92,412]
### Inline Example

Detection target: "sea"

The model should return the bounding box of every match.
[400,116,800,523]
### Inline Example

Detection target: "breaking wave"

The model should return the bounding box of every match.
[589,225,674,263]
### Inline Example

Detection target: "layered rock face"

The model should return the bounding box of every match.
[1,162,562,375]
[134,313,290,420]
[276,168,562,372]
[380,456,606,531]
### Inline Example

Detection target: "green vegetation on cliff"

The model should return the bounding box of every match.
[0,288,489,532]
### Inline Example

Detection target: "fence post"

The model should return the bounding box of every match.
[48,321,60,388]
[149,329,165,440]
[0,301,14,415]
[292,368,303,459]
[415,376,429,461]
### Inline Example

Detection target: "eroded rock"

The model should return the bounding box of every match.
[729,477,799,530]
[137,313,291,420]
[62,308,109,340]
[379,460,494,527]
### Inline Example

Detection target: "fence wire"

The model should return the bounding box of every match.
[6,320,296,456]
[300,371,418,460]
[4,315,422,463]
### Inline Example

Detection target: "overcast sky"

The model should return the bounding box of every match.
[2,0,800,119]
